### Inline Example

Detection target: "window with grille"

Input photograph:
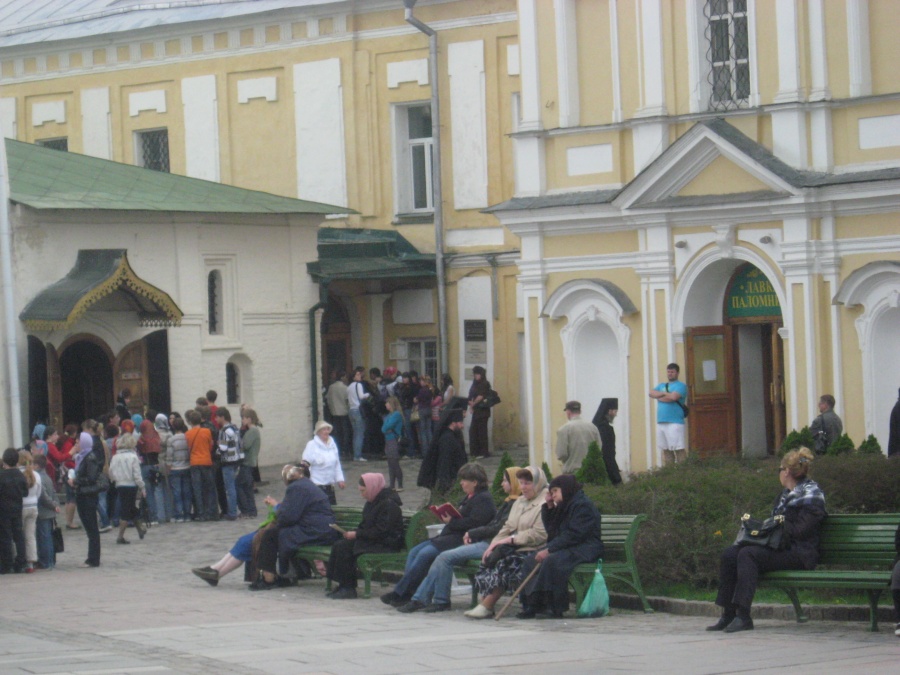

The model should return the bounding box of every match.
[705,0,750,110]
[394,103,433,214]
[405,338,438,383]
[207,270,222,335]
[36,137,68,152]
[135,128,170,172]
[226,362,239,404]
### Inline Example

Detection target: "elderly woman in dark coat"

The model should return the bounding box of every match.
[518,474,603,619]
[250,463,340,590]
[327,472,404,599]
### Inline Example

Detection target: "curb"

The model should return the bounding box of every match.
[609,592,894,624]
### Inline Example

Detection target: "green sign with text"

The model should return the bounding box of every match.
[727,266,782,318]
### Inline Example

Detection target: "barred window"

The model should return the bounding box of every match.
[226,362,239,404]
[36,137,68,152]
[705,0,750,110]
[207,270,222,335]
[135,128,170,172]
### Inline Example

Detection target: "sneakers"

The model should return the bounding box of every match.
[355,457,368,462]
[150,521,160,526]
[98,525,112,533]
[24,564,34,573]
[463,604,493,619]
[192,567,220,587]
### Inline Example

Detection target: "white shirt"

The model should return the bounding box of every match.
[301,435,345,486]
[347,380,369,411]
[22,469,41,508]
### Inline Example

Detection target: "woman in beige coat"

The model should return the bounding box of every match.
[464,466,549,619]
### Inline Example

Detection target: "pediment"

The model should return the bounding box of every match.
[616,120,801,209]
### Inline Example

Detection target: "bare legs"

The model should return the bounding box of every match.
[210,553,243,579]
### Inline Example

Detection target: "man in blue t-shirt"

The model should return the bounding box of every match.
[649,363,688,466]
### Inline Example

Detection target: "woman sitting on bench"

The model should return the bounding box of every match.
[708,447,826,633]
[327,473,404,599]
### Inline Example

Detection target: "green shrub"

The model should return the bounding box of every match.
[857,434,883,456]
[491,451,515,503]
[780,427,815,456]
[542,461,553,482]
[826,432,855,456]
[575,441,608,486]
[583,454,900,589]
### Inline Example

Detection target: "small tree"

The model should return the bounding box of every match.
[780,426,816,456]
[541,461,553,482]
[826,433,855,456]
[857,434,883,456]
[491,451,515,503]
[575,441,609,486]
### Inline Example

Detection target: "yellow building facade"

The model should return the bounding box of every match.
[1,1,898,472]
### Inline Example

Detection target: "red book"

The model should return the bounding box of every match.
[429,503,462,520]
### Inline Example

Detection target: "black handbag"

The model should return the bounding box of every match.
[484,542,519,568]
[52,523,64,553]
[475,389,502,410]
[734,513,784,549]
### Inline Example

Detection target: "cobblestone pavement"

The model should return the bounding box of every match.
[1,455,897,675]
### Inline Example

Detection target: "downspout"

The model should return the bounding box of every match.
[308,282,329,425]
[405,0,449,376]
[0,134,23,447]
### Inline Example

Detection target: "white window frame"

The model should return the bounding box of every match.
[399,337,438,383]
[202,255,240,348]
[392,102,434,216]
[133,127,170,172]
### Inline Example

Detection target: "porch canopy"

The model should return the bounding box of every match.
[306,227,435,283]
[20,249,183,331]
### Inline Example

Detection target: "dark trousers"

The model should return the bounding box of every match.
[235,465,257,517]
[469,415,490,457]
[716,544,805,612]
[332,415,352,459]
[0,507,26,572]
[76,494,101,566]
[318,484,336,505]
[190,466,218,520]
[327,538,359,588]
[215,463,227,515]
[257,526,280,574]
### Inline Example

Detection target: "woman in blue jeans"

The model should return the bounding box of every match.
[381,463,495,609]
[403,466,522,612]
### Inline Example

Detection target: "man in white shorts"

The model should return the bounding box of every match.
[649,363,688,466]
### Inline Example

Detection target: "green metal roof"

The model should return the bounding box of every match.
[5,138,353,215]
[19,249,183,330]
[307,228,434,282]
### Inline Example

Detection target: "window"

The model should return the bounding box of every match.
[405,338,437,383]
[394,103,433,215]
[207,270,222,335]
[36,137,68,151]
[705,0,749,110]
[135,128,170,172]
[226,362,239,404]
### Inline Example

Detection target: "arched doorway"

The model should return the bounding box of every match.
[871,307,900,449]
[321,296,352,384]
[682,259,785,458]
[59,339,114,425]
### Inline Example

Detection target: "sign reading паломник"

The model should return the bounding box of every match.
[726,265,782,319]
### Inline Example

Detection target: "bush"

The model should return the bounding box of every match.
[491,451,515,503]
[826,432,855,456]
[575,441,608,486]
[582,454,900,589]
[780,427,815,456]
[541,461,553,482]
[857,434,883,456]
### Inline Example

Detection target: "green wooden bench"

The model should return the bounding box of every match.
[757,512,897,631]
[292,506,431,598]
[461,513,652,613]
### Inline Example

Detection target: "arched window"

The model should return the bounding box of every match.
[207,270,223,335]
[226,361,239,404]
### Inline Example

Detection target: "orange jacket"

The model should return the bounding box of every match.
[186,427,214,467]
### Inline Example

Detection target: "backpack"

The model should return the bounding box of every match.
[217,424,244,464]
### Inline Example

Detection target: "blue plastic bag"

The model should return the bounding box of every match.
[577,559,610,618]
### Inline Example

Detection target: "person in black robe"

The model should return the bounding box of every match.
[888,387,900,457]
[417,408,468,495]
[592,398,622,485]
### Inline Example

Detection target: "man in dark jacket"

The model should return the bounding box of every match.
[810,394,843,454]
[0,448,29,573]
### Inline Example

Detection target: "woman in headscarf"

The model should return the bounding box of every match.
[69,431,105,567]
[154,413,174,521]
[464,466,549,619]
[29,424,48,458]
[302,421,345,505]
[326,472,404,599]
[518,474,603,619]
[592,398,622,485]
[108,433,146,544]
[137,419,164,524]
[405,466,523,613]
[467,366,492,458]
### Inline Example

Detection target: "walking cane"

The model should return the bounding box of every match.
[494,561,542,621]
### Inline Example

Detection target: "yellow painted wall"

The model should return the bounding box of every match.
[543,230,639,258]
[676,155,771,196]
[576,0,613,127]
[754,0,779,106]
[832,100,900,167]
[545,131,623,190]
[869,0,900,96]
[834,213,900,241]
[838,304,866,443]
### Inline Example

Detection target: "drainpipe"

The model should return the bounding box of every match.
[404,0,449,376]
[0,134,23,447]
[308,283,329,425]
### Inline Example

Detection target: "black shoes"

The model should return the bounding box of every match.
[329,586,358,600]
[380,591,407,607]
[421,603,451,613]
[706,616,732,631]
[516,608,537,620]
[396,600,427,613]
[192,567,220,587]
[248,577,278,591]
[724,617,754,633]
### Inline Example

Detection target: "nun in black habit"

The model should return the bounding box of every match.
[417,401,468,495]
[592,398,622,486]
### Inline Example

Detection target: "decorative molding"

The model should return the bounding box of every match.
[31,100,65,126]
[386,59,428,89]
[237,76,277,103]
[506,44,520,77]
[858,114,900,150]
[128,89,166,117]
[566,144,613,176]
[847,0,872,98]
[554,0,579,128]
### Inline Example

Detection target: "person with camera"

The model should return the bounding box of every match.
[707,447,826,633]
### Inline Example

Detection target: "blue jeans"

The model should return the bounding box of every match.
[36,518,56,568]
[190,465,218,520]
[393,540,440,599]
[169,470,192,520]
[96,488,110,528]
[221,464,239,518]
[416,411,433,455]
[349,408,365,460]
[235,465,257,517]
[401,408,417,457]
[140,465,158,521]
[412,541,488,605]
[150,469,167,522]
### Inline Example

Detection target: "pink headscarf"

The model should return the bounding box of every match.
[360,473,386,502]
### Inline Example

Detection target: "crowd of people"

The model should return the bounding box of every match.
[0,388,263,573]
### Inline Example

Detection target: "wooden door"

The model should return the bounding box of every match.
[769,325,786,452]
[686,325,739,457]
[114,340,148,416]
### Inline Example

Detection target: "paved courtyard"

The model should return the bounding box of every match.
[1,456,897,674]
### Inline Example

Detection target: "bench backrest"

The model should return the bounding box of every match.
[600,514,646,564]
[331,505,423,551]
[817,513,898,567]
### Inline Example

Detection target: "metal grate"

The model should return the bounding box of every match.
[207,270,221,335]
[705,0,750,111]
[37,137,68,151]
[226,362,239,404]
[136,128,170,172]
